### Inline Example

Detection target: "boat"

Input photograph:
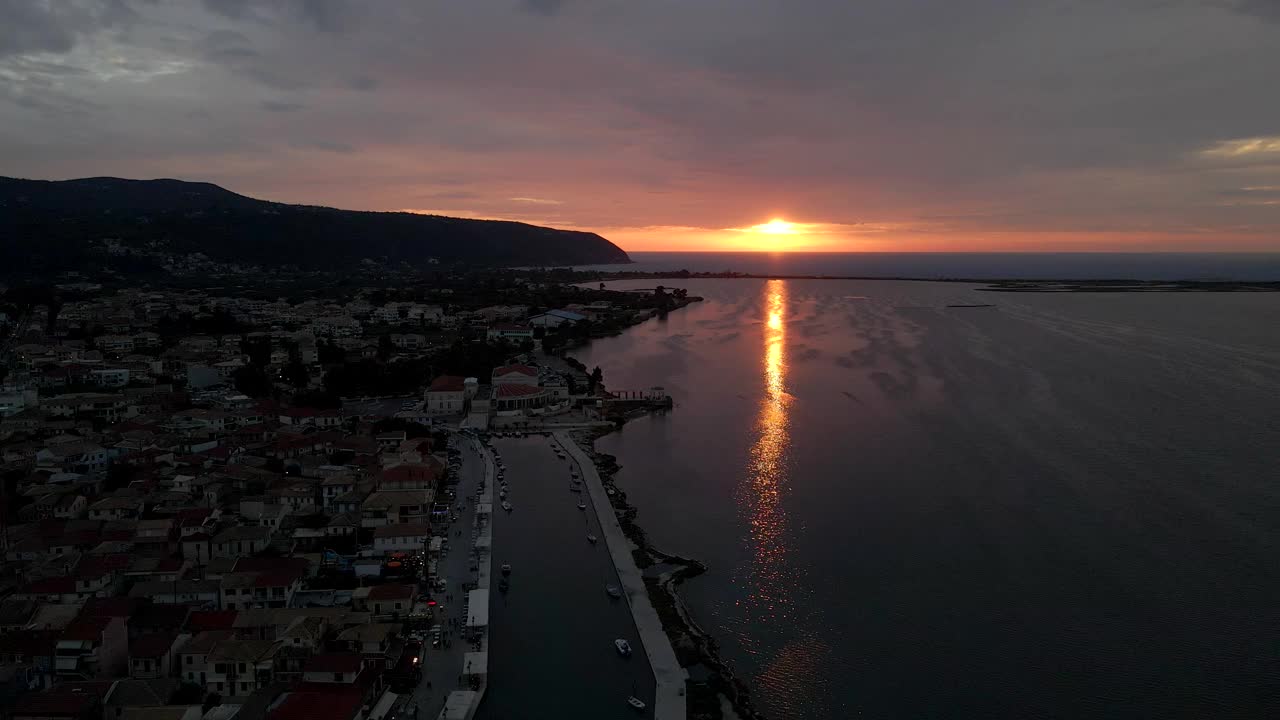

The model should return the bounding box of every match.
[498,578,509,593]
[577,502,586,510]
[605,584,622,599]
[614,639,632,656]
[501,501,513,512]
[501,563,512,576]
[499,490,507,500]
[569,485,582,494]
[626,696,646,711]
[587,534,598,544]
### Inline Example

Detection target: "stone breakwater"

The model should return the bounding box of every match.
[571,428,768,720]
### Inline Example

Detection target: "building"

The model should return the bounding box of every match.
[358,585,415,618]
[527,309,586,327]
[128,632,185,679]
[424,375,468,416]
[493,383,549,412]
[360,490,433,528]
[485,324,533,343]
[210,527,271,559]
[490,365,538,386]
[89,368,130,388]
[371,524,430,553]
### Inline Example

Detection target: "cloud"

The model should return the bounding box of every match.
[509,196,563,205]
[261,99,305,112]
[2,0,1280,251]
[520,0,569,16]
[1199,136,1280,159]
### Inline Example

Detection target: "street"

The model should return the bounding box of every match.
[403,435,488,719]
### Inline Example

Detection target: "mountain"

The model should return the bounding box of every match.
[0,176,630,274]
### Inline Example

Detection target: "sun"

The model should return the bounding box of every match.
[753,218,797,235]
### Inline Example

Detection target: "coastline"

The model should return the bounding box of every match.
[582,271,1280,292]
[567,423,765,720]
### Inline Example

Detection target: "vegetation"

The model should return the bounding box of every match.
[0,176,630,275]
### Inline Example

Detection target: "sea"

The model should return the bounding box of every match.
[576,251,1280,282]
[572,272,1280,719]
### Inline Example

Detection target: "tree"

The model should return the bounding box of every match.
[283,360,310,389]
[377,334,394,361]
[588,366,603,394]
[233,365,272,398]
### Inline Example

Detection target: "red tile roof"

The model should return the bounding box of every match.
[130,631,178,658]
[495,383,544,398]
[303,652,363,674]
[492,364,536,377]
[427,375,466,392]
[186,611,238,633]
[12,682,113,717]
[81,597,142,619]
[366,584,414,601]
[24,576,75,594]
[269,687,365,720]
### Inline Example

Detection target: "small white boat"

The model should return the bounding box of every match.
[500,563,512,576]
[569,485,582,493]
[626,696,646,711]
[499,490,507,500]
[614,638,632,656]
[501,501,513,512]
[587,534,598,544]
[577,502,586,510]
[605,584,622,599]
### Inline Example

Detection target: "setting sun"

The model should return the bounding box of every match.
[752,219,797,235]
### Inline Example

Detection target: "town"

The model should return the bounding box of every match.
[0,273,697,720]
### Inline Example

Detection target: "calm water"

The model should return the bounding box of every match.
[577,252,1280,281]
[576,278,1280,719]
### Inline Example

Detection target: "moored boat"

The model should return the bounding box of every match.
[614,638,632,656]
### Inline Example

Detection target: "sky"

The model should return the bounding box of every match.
[2,0,1280,252]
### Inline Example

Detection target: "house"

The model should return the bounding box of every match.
[179,534,211,564]
[388,334,425,351]
[300,653,363,684]
[335,624,402,671]
[128,632,186,679]
[371,524,430,553]
[210,527,271,559]
[174,631,226,686]
[89,368,130,388]
[219,569,304,611]
[377,461,440,491]
[102,678,183,720]
[320,476,356,512]
[204,638,279,697]
[277,409,343,428]
[357,585,415,618]
[36,442,111,474]
[423,375,468,416]
[126,581,219,609]
[55,615,128,679]
[10,681,114,720]
[87,497,143,522]
[97,336,136,354]
[359,490,433,528]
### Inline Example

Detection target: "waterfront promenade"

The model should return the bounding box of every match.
[556,431,688,720]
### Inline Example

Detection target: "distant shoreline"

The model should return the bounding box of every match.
[579,270,1280,292]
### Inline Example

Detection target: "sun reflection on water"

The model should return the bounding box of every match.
[744,279,792,614]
